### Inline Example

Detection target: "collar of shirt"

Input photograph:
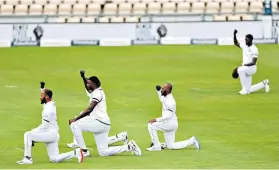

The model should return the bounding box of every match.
[45,101,53,107]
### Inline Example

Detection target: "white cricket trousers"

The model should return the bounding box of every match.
[237,66,257,91]
[70,116,128,156]
[24,130,75,162]
[71,111,126,145]
[148,119,194,149]
[237,65,267,93]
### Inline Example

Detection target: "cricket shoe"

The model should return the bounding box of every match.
[75,148,84,163]
[161,143,167,149]
[150,142,167,149]
[67,142,79,148]
[190,136,201,150]
[17,157,33,164]
[146,145,162,151]
[118,131,128,145]
[83,150,91,158]
[264,79,270,92]
[128,140,142,156]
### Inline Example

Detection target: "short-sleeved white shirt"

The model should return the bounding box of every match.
[240,43,259,65]
[42,101,59,132]
[157,92,177,121]
[89,87,110,122]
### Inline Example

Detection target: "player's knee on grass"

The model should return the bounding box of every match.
[98,149,109,157]
[166,143,175,150]
[49,157,59,163]
[49,157,57,163]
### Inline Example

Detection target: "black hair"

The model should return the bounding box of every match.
[44,89,53,99]
[246,34,253,41]
[89,76,101,87]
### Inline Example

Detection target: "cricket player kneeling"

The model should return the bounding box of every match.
[233,30,270,95]
[69,76,141,157]
[17,85,83,164]
[147,83,200,151]
[67,70,129,152]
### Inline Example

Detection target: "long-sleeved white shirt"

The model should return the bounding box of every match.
[156,91,177,122]
[33,101,59,132]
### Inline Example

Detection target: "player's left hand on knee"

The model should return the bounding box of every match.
[148,118,156,124]
[69,119,75,125]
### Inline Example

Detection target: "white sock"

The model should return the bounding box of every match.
[108,132,125,145]
[70,123,87,149]
[51,151,75,162]
[250,81,265,93]
[148,123,160,147]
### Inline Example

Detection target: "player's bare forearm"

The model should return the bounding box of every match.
[81,76,90,91]
[233,29,240,48]
[74,109,91,121]
[234,33,240,48]
[80,70,90,91]
[73,101,97,121]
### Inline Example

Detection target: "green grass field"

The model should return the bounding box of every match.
[0,45,278,169]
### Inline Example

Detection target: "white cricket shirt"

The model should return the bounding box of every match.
[240,43,259,65]
[41,101,59,132]
[89,87,110,122]
[156,91,177,122]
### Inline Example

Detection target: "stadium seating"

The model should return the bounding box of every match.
[162,2,176,14]
[29,4,43,15]
[177,2,190,14]
[67,16,81,22]
[133,3,146,15]
[0,4,14,15]
[103,3,117,15]
[125,16,139,22]
[73,4,86,15]
[206,2,219,14]
[118,3,132,15]
[0,0,274,23]
[44,4,57,15]
[81,16,95,22]
[87,4,101,15]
